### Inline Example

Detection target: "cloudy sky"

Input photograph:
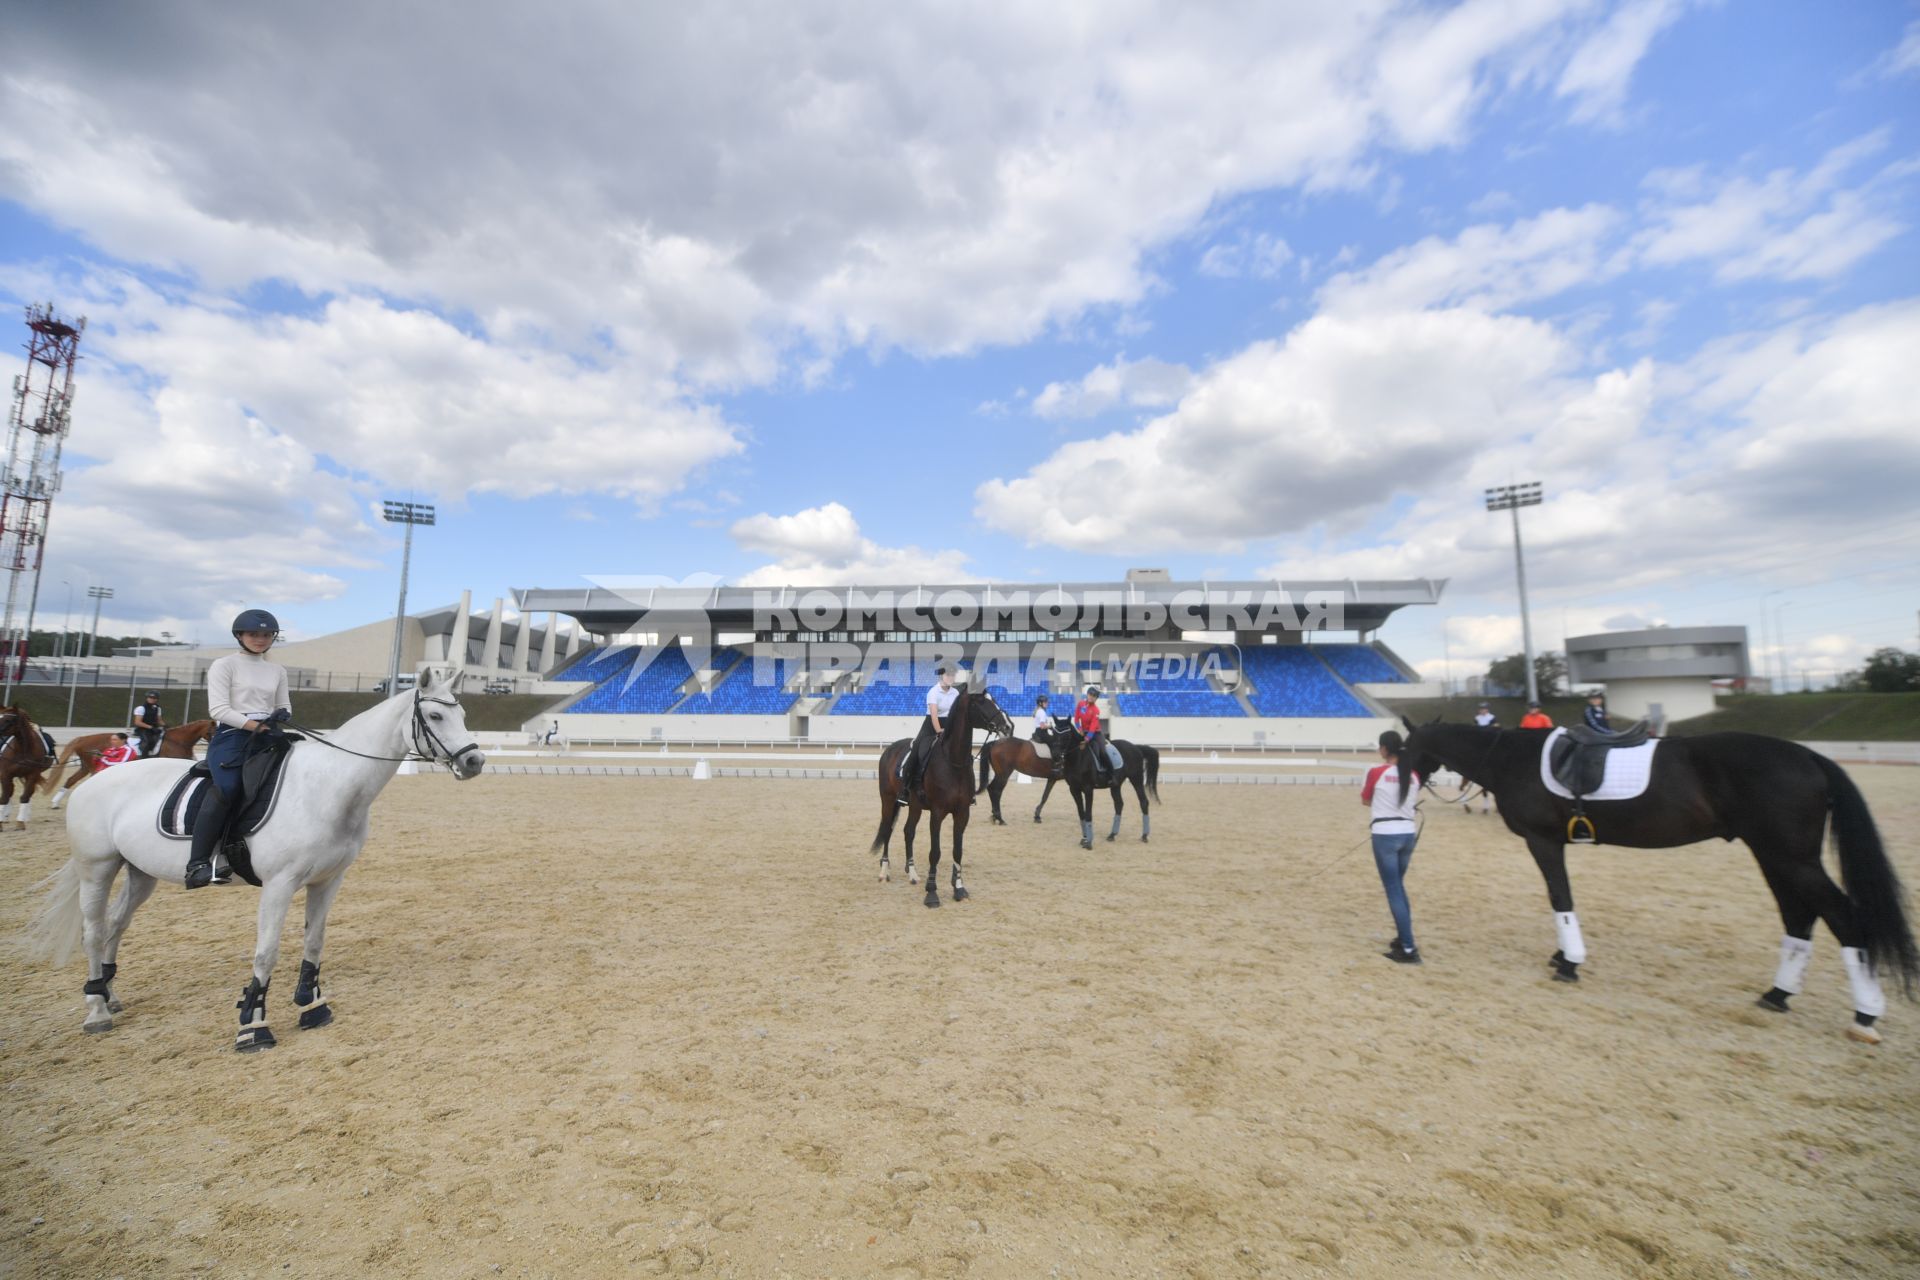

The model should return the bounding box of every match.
[2,1,1916,686]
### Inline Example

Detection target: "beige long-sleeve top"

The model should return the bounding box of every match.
[206,651,292,730]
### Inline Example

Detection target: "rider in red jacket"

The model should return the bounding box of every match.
[1074,686,1112,785]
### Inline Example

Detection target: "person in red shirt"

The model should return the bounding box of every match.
[94,733,137,772]
[1073,685,1111,786]
[1519,702,1554,730]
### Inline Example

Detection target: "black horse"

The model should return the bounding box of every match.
[870,688,1014,906]
[1056,736,1161,849]
[1401,720,1917,1043]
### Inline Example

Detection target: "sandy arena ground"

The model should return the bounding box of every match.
[3,768,1918,1279]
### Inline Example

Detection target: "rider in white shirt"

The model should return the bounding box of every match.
[902,666,959,793]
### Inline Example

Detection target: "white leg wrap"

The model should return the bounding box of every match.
[1554,911,1587,965]
[1841,947,1887,1019]
[1772,935,1814,995]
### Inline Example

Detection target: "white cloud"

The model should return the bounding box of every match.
[1197,231,1295,279]
[1030,356,1195,420]
[1862,20,1920,80]
[1555,0,1689,124]
[1635,131,1910,283]
[730,502,970,586]
[977,307,1581,552]
[1317,204,1621,314]
[1,1,1654,380]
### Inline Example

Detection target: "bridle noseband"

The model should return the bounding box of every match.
[408,692,481,773]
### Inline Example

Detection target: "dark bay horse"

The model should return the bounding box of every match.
[1401,720,1918,1043]
[0,706,58,831]
[869,688,1013,907]
[1060,737,1161,849]
[977,733,1067,825]
[49,720,217,810]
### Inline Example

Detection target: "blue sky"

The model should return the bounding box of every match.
[2,1,1916,685]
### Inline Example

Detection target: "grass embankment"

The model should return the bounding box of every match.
[1380,692,1920,741]
[1667,692,1920,741]
[9,689,568,733]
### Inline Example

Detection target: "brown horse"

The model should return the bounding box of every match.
[868,688,1013,906]
[0,706,59,831]
[976,733,1067,825]
[48,720,216,811]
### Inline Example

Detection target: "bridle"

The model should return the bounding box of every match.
[286,689,480,775]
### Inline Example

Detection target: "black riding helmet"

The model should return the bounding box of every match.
[231,609,282,645]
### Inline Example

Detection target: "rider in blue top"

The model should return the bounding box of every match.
[1583,691,1611,733]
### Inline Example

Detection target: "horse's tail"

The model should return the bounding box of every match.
[44,741,80,794]
[25,858,83,968]
[1815,752,1919,998]
[869,744,903,856]
[1144,745,1161,803]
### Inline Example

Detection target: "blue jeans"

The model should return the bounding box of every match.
[206,725,265,801]
[1371,831,1418,950]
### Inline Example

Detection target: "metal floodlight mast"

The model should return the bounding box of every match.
[85,585,113,658]
[382,501,435,695]
[1485,482,1544,706]
[1,304,85,699]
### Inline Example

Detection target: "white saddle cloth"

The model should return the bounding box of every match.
[1539,727,1659,801]
[1030,738,1054,760]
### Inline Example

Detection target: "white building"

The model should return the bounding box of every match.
[1565,626,1749,727]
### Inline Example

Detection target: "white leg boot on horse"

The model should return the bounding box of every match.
[1841,946,1887,1045]
[1758,933,1814,1013]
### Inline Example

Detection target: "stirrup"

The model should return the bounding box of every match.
[1567,812,1598,845]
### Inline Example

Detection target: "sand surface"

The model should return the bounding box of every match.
[3,768,1918,1279]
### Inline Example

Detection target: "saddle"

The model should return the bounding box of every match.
[156,734,300,885]
[1549,721,1651,797]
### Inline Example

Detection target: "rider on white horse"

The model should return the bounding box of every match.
[187,609,291,889]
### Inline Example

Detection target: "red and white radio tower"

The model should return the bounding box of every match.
[1,303,86,690]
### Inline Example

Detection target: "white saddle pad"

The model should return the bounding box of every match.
[1539,727,1659,801]
[1030,738,1054,760]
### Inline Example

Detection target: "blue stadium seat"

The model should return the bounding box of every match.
[672,650,801,715]
[1314,644,1408,685]
[568,645,697,713]
[1239,646,1373,717]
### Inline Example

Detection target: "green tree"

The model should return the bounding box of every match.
[1485,651,1568,696]
[1855,647,1920,694]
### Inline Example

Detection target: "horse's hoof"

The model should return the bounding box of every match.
[107,997,124,1014]
[1032,816,1043,824]
[924,893,941,908]
[82,1018,113,1034]
[1846,1023,1882,1045]
[235,1025,277,1053]
[953,886,970,902]
[297,1003,333,1030]
[10,821,23,831]
[1757,991,1791,1014]
[992,816,1006,826]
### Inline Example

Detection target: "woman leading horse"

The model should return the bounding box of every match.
[1400,719,1917,1043]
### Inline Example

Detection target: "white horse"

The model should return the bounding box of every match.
[27,667,485,1051]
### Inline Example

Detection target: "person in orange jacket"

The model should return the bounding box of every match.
[1519,701,1554,730]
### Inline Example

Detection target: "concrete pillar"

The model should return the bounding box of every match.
[510,610,532,673]
[448,589,472,670]
[538,612,559,673]
[564,619,582,660]
[481,599,504,672]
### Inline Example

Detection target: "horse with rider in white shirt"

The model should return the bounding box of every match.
[26,611,488,1052]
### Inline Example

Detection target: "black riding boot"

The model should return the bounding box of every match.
[185,787,232,889]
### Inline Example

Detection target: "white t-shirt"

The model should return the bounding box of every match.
[1364,762,1421,835]
[1031,708,1052,735]
[927,683,960,720]
[1473,710,1495,727]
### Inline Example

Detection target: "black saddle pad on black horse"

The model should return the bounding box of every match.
[156,736,301,884]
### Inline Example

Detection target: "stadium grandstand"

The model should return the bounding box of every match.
[519,573,1446,747]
